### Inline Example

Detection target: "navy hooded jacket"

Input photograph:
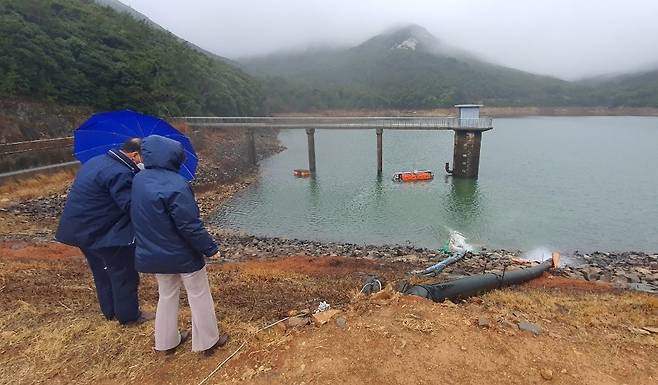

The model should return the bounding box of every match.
[56,149,140,250]
[131,135,218,274]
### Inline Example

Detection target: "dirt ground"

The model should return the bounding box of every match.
[1,241,656,385]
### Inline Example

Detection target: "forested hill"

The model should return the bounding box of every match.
[0,0,264,117]
[92,0,229,61]
[242,25,577,111]
[576,69,658,107]
[242,25,658,112]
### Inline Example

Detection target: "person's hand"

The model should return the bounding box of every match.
[207,251,221,262]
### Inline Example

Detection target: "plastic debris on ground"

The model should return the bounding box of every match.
[316,301,331,313]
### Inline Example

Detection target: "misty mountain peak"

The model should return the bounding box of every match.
[385,24,440,52]
[394,37,419,51]
[354,24,461,57]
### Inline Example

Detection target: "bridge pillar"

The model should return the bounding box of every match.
[246,129,257,165]
[451,130,482,178]
[376,128,383,175]
[306,128,316,173]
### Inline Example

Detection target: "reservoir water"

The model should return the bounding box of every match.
[211,116,658,252]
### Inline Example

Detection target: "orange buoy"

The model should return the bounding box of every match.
[294,169,312,177]
[393,170,433,182]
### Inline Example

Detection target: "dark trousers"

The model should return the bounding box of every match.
[81,245,140,324]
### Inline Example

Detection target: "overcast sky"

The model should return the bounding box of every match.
[121,0,658,80]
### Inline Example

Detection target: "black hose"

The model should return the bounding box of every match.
[402,259,553,302]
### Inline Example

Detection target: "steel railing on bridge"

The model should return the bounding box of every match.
[177,116,494,131]
[0,136,74,156]
[0,137,77,182]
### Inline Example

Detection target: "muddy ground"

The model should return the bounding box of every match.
[0,242,656,385]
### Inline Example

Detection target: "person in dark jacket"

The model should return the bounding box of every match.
[131,135,228,353]
[56,138,153,325]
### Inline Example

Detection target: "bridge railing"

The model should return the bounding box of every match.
[0,137,76,178]
[0,136,74,156]
[177,116,493,130]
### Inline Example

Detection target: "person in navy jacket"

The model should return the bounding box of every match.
[56,139,153,325]
[131,135,228,354]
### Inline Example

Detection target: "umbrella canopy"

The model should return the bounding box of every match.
[74,110,198,180]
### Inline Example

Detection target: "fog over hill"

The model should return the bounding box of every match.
[3,0,655,117]
[111,0,658,111]
[243,25,577,111]
[121,0,658,81]
[242,25,658,111]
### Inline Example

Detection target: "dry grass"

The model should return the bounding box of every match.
[0,170,75,203]
[0,278,154,384]
[1,248,657,385]
[4,287,656,385]
[0,272,244,385]
[0,252,407,385]
[483,287,658,336]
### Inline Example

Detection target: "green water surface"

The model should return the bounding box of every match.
[212,116,658,252]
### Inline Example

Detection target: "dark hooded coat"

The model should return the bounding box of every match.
[131,135,218,274]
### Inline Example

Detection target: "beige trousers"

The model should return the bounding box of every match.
[154,266,220,352]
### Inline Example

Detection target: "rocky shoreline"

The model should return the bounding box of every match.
[209,230,658,293]
[555,252,658,291]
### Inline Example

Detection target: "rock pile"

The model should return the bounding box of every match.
[5,193,67,220]
[554,252,658,290]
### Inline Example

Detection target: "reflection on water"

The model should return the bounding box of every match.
[307,175,320,205]
[213,117,658,252]
[444,177,481,228]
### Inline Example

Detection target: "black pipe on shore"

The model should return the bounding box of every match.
[401,254,559,303]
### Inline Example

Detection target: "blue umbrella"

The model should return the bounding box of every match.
[74,110,198,180]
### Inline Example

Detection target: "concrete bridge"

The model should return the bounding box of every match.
[179,105,494,178]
